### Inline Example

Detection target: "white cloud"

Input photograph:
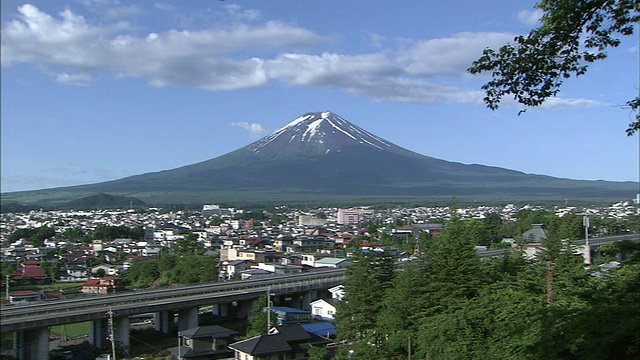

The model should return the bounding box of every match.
[266,52,486,105]
[0,4,601,110]
[223,4,261,21]
[1,4,122,68]
[538,97,601,109]
[517,9,543,26]
[399,32,515,76]
[56,72,92,85]
[76,0,119,7]
[1,4,324,90]
[267,52,400,86]
[231,122,269,137]
[154,3,177,12]
[102,5,143,20]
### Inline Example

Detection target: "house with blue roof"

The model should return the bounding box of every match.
[269,306,313,325]
[312,257,353,269]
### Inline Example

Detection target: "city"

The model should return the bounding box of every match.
[1,199,638,359]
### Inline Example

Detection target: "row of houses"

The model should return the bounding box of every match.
[166,284,345,359]
[166,323,333,360]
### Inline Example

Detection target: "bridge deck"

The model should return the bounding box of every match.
[1,269,346,332]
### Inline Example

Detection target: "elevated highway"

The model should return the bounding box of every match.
[1,269,346,333]
[1,233,636,359]
[478,233,640,261]
[3,234,636,333]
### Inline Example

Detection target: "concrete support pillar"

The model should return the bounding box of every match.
[290,294,303,310]
[114,316,130,350]
[177,307,198,331]
[154,311,172,334]
[235,300,254,319]
[12,330,23,360]
[13,327,50,360]
[89,319,108,348]
[212,303,229,317]
[272,295,283,306]
[301,290,317,311]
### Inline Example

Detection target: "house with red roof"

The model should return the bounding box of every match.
[11,260,50,285]
[81,276,124,295]
[5,290,62,306]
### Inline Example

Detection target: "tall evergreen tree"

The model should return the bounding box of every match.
[334,250,395,355]
[378,218,488,358]
[245,295,277,338]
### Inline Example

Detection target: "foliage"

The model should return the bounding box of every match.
[123,258,160,287]
[597,240,640,263]
[173,232,205,256]
[483,211,503,243]
[336,213,640,359]
[245,296,277,338]
[92,225,145,240]
[1,261,18,279]
[61,227,88,243]
[47,259,64,280]
[163,254,218,284]
[307,345,331,360]
[335,250,396,349]
[269,213,289,226]
[123,252,218,288]
[8,226,56,247]
[468,0,640,135]
[209,217,223,226]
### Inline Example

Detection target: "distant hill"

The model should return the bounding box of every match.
[64,193,146,210]
[1,193,146,212]
[2,111,637,207]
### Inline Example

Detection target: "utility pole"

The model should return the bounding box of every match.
[5,275,9,300]
[108,308,117,360]
[577,213,591,264]
[546,261,554,305]
[583,214,590,265]
[266,286,272,333]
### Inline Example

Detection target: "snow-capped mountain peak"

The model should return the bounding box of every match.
[247,111,413,156]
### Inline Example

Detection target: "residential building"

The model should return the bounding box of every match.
[228,325,331,360]
[312,257,353,269]
[310,298,338,321]
[81,276,124,294]
[167,325,238,360]
[269,307,313,325]
[336,209,359,225]
[523,224,548,243]
[11,260,50,285]
[5,290,62,306]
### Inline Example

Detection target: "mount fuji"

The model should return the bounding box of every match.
[3,111,638,205]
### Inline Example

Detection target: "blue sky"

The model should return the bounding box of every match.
[2,0,638,193]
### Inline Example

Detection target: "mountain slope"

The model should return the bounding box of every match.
[3,111,638,203]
